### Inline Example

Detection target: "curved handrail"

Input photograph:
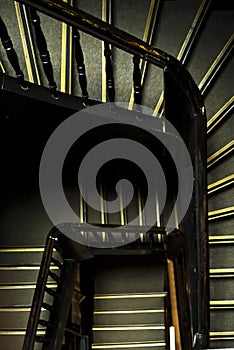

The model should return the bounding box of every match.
[18,0,205,117]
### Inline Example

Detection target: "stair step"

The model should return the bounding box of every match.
[0,265,58,284]
[94,292,166,311]
[0,250,43,265]
[94,309,165,314]
[0,308,47,329]
[0,284,56,305]
[94,309,164,325]
[91,340,166,349]
[95,292,167,299]
[94,256,165,295]
[93,324,165,331]
[92,325,165,343]
[0,336,42,350]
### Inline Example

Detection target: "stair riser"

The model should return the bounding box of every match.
[0,252,43,265]
[94,298,166,311]
[0,270,58,284]
[92,329,165,343]
[0,310,48,328]
[0,289,54,305]
[0,335,43,350]
[94,312,164,325]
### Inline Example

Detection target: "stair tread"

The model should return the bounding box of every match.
[94,309,164,313]
[94,292,167,298]
[93,324,165,329]
[91,340,166,348]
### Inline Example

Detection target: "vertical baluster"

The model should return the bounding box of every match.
[14,2,41,85]
[73,27,89,107]
[0,16,27,89]
[133,55,142,112]
[28,7,57,97]
[60,0,73,94]
[104,42,115,102]
[129,0,161,110]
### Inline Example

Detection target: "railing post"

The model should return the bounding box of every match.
[104,41,115,102]
[133,55,142,111]
[28,7,57,97]
[73,27,89,106]
[0,16,28,89]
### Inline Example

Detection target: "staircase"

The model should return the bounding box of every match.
[85,255,167,349]
[0,0,233,349]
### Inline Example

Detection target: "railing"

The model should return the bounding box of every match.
[16,0,204,116]
[22,227,89,350]
[22,225,193,350]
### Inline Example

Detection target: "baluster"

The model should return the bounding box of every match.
[104,42,115,102]
[73,27,89,106]
[48,270,60,282]
[51,257,63,269]
[38,319,49,327]
[133,55,142,112]
[35,335,45,343]
[28,7,57,97]
[42,302,53,312]
[0,16,27,89]
[45,286,57,297]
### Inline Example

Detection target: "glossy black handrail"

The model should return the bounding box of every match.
[17,0,204,116]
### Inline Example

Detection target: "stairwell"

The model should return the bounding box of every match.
[0,0,233,349]
[82,255,167,349]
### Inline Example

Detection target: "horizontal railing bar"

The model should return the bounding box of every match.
[208,174,234,195]
[207,96,234,135]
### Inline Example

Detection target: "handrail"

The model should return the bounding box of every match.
[22,228,60,350]
[17,0,204,117]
